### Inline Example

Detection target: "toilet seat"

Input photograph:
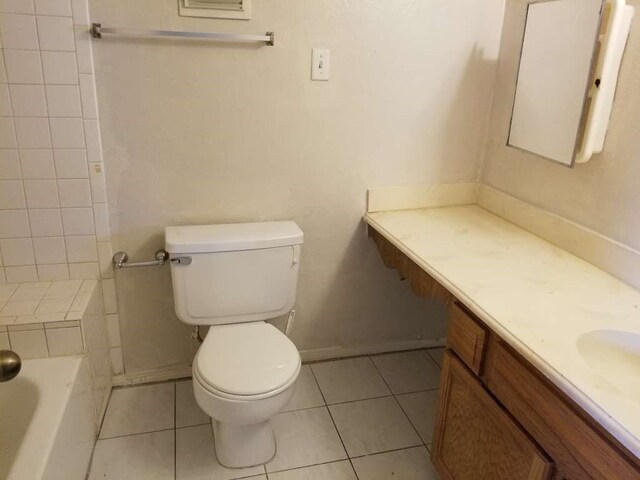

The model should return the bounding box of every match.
[194,322,301,400]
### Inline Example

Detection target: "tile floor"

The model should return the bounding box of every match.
[88,347,445,480]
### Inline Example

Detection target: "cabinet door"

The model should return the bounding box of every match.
[431,351,553,480]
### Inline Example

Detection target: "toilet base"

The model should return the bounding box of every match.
[212,419,276,468]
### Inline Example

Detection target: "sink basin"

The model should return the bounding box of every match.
[577,330,640,401]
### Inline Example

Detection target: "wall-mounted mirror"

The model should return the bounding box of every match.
[508,0,604,167]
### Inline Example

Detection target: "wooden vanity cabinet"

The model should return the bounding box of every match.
[432,350,553,479]
[432,302,640,480]
[367,228,640,479]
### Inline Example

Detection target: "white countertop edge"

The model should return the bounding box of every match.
[364,212,640,459]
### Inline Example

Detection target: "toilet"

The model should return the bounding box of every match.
[165,221,304,468]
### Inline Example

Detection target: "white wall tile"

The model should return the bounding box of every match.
[50,117,84,148]
[0,237,35,265]
[37,263,69,280]
[42,50,78,84]
[10,283,48,301]
[68,261,98,278]
[33,236,66,263]
[54,148,86,177]
[0,52,7,83]
[15,117,51,148]
[109,346,124,374]
[65,234,96,262]
[0,149,21,179]
[0,13,39,50]
[93,203,109,241]
[3,49,43,84]
[88,162,107,202]
[0,84,12,116]
[74,31,92,74]
[105,313,120,347]
[10,84,47,117]
[10,328,48,358]
[83,119,101,162]
[58,178,91,206]
[61,207,93,234]
[79,73,98,119]
[0,210,30,238]
[35,0,72,17]
[96,240,112,277]
[101,278,116,314]
[20,148,55,178]
[0,179,26,208]
[0,117,17,148]
[5,265,38,282]
[70,0,87,25]
[24,179,59,208]
[46,326,83,355]
[46,278,82,298]
[36,296,72,313]
[37,15,75,51]
[29,208,62,236]
[46,85,82,117]
[0,0,35,14]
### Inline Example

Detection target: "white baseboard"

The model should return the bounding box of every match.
[112,364,192,387]
[111,339,446,386]
[299,338,446,363]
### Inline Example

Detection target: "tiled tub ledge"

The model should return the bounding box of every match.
[0,280,98,357]
[0,279,113,428]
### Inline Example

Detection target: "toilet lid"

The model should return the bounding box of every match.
[195,322,300,397]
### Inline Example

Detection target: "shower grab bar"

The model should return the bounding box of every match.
[90,23,275,46]
[113,249,169,269]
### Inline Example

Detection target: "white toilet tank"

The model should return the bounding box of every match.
[165,221,303,326]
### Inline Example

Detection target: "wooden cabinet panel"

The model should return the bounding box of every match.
[432,351,553,480]
[483,337,640,480]
[448,302,487,375]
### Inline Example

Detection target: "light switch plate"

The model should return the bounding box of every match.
[312,48,330,81]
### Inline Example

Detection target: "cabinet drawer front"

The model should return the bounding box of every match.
[484,338,640,480]
[432,351,553,480]
[448,302,487,375]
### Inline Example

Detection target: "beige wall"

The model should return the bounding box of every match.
[89,0,505,373]
[482,0,640,251]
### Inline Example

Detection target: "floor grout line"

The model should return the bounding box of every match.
[97,426,177,442]
[308,364,361,480]
[368,353,430,449]
[90,348,442,478]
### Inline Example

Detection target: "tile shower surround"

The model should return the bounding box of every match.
[0,0,123,374]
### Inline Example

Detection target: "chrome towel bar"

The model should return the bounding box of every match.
[113,249,169,269]
[90,23,275,46]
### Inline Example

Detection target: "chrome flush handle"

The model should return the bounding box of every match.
[171,256,192,266]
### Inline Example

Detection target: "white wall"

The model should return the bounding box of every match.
[482,0,640,251]
[89,0,505,374]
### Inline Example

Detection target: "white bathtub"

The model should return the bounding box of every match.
[0,356,96,480]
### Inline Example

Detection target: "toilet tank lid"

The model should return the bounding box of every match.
[165,221,303,253]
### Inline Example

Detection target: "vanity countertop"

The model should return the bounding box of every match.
[364,205,640,459]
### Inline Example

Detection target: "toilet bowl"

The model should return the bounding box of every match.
[191,322,301,467]
[165,221,304,468]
